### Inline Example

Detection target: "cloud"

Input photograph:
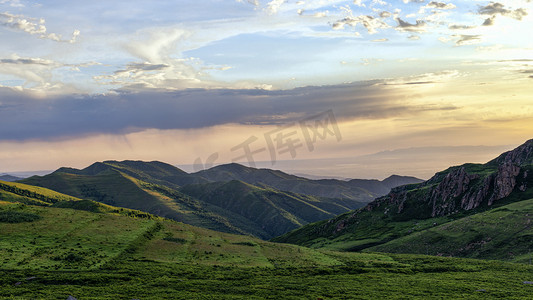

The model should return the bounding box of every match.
[379,11,391,18]
[0,0,24,7]
[478,2,528,21]
[0,80,458,141]
[482,16,495,26]
[453,34,482,46]
[371,38,388,42]
[266,0,286,14]
[94,27,222,90]
[334,15,390,33]
[0,57,55,66]
[395,18,426,32]
[438,34,481,46]
[449,24,476,30]
[236,0,259,6]
[0,55,99,92]
[332,5,390,34]
[426,1,456,10]
[419,1,456,13]
[383,70,460,85]
[0,12,80,43]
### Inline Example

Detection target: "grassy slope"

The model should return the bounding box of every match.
[1,201,533,299]
[21,170,269,238]
[368,198,533,263]
[273,163,533,252]
[22,165,363,239]
[180,180,352,238]
[194,163,422,203]
[0,180,81,206]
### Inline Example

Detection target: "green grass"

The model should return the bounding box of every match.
[1,201,533,299]
[368,198,533,263]
[0,180,80,206]
[21,166,361,239]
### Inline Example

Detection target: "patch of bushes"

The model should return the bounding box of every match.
[232,241,256,247]
[163,237,187,244]
[0,211,42,223]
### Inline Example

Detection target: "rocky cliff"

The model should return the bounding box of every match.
[367,139,533,219]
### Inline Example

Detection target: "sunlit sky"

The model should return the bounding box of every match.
[0,0,532,179]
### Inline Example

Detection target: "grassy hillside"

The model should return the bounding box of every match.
[21,170,269,238]
[1,201,533,299]
[273,139,533,257]
[180,180,356,238]
[195,163,423,202]
[0,180,81,206]
[368,198,533,263]
[21,165,361,239]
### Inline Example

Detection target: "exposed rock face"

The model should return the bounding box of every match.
[367,139,533,219]
[488,163,521,205]
[490,139,533,166]
[430,167,479,217]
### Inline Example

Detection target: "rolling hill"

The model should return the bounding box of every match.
[194,163,423,201]
[21,160,397,239]
[0,174,22,182]
[273,139,533,262]
[19,167,273,238]
[2,199,533,299]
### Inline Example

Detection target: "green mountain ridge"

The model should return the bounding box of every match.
[273,139,533,261]
[194,162,423,201]
[0,174,22,182]
[21,161,386,239]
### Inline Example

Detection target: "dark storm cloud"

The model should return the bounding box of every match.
[0,82,457,141]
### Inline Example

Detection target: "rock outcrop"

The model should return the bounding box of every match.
[367,139,533,219]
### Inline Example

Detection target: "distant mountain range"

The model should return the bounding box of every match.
[0,174,22,182]
[273,139,533,263]
[18,161,421,239]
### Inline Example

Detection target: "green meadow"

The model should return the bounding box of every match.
[1,201,533,299]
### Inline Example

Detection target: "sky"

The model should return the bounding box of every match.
[0,0,532,179]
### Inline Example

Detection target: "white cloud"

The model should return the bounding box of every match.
[313,11,328,18]
[332,6,390,34]
[453,34,482,46]
[478,2,528,21]
[236,0,259,6]
[0,0,24,7]
[0,12,80,43]
[379,11,391,18]
[0,54,98,93]
[266,0,286,14]
[95,27,225,90]
[419,1,456,14]
[353,0,365,7]
[395,18,427,32]
[448,24,476,30]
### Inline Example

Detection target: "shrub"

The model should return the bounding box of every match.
[0,211,42,223]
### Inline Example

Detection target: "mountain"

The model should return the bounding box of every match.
[179,180,359,237]
[0,174,22,182]
[20,165,272,238]
[273,139,533,261]
[20,160,372,239]
[368,197,533,263]
[0,180,81,206]
[194,163,423,202]
[2,196,533,299]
